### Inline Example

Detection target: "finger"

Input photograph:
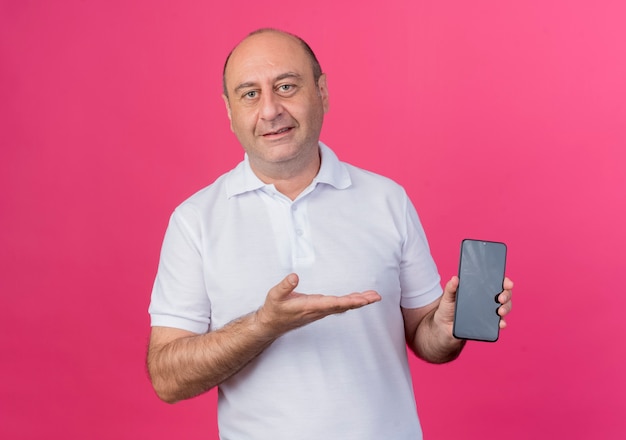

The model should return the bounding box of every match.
[497,301,512,317]
[497,289,512,305]
[285,273,299,287]
[442,276,459,302]
[310,291,381,313]
[360,290,382,303]
[270,273,299,300]
[503,277,514,290]
[340,290,382,308]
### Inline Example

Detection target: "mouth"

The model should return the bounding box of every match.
[262,127,293,137]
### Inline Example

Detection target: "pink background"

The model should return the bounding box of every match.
[2,1,625,438]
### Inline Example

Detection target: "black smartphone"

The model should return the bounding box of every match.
[453,239,507,342]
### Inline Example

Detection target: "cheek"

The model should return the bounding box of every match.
[302,104,326,130]
[230,111,255,133]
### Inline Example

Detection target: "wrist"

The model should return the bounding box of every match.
[252,307,285,341]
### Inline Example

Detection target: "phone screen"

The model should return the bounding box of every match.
[453,239,507,342]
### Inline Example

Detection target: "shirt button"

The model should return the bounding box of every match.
[296,229,303,236]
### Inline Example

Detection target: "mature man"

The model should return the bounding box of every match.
[147,28,513,439]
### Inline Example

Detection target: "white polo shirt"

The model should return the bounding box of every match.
[149,142,442,440]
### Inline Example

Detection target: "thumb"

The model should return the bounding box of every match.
[442,276,459,305]
[273,273,299,299]
[434,276,459,327]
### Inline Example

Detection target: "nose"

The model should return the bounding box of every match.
[258,91,283,121]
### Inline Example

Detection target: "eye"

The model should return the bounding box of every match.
[244,90,257,99]
[276,84,297,95]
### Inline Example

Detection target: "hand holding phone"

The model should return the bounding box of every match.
[453,239,507,342]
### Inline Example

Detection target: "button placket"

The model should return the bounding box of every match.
[290,199,314,267]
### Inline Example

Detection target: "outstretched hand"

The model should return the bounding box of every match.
[256,273,382,337]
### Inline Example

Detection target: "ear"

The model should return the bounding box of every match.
[222,94,234,132]
[317,74,329,114]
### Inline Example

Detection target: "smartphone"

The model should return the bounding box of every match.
[453,239,507,342]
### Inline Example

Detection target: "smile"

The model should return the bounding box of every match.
[263,127,292,136]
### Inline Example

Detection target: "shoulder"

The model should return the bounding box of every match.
[318,142,407,199]
[180,158,245,207]
[343,161,409,200]
[169,168,234,224]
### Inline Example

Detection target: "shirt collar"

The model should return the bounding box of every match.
[225,142,352,199]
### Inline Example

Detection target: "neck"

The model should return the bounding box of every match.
[249,148,321,200]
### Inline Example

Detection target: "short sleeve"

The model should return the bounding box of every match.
[148,204,212,334]
[399,196,443,309]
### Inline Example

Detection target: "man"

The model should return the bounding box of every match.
[147,28,513,439]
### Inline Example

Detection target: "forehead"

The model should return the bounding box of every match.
[225,32,312,89]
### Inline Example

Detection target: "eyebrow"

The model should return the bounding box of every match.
[233,72,303,94]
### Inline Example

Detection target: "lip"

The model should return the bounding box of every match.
[261,126,293,137]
